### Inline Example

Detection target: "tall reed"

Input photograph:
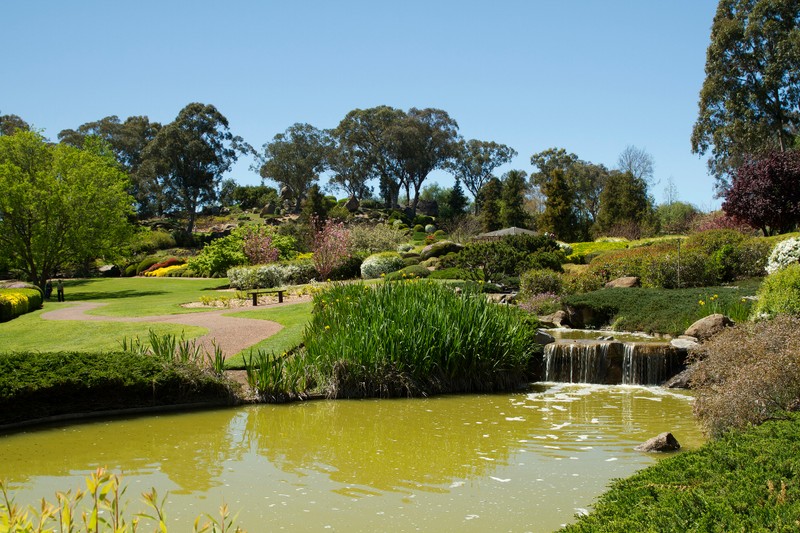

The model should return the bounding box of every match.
[303,281,539,398]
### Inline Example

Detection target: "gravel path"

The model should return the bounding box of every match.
[41,302,293,358]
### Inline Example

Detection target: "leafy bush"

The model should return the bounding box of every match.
[766,236,800,274]
[227,258,319,289]
[428,267,470,280]
[384,264,431,281]
[561,268,606,295]
[129,228,176,254]
[144,264,187,277]
[413,224,425,233]
[752,263,800,318]
[454,241,525,281]
[124,264,138,277]
[420,240,463,260]
[503,234,561,254]
[360,252,405,279]
[517,292,562,316]
[348,223,408,254]
[142,256,184,274]
[187,233,247,277]
[302,281,539,398]
[397,243,414,253]
[520,268,563,297]
[0,288,42,322]
[691,315,800,438]
[523,250,566,272]
[424,224,436,233]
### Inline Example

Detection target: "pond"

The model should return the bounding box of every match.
[0,384,704,532]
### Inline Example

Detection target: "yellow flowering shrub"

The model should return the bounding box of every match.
[144,265,185,277]
[0,288,43,322]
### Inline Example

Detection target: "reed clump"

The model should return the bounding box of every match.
[302,281,539,398]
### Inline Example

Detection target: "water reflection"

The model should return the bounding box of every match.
[0,385,704,532]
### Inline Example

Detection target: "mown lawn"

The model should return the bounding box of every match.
[225,301,313,368]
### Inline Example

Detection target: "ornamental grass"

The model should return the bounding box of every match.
[302,281,539,398]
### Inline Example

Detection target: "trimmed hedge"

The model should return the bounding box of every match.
[0,288,43,322]
[0,351,235,426]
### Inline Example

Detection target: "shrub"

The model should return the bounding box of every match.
[691,315,800,437]
[228,258,320,289]
[413,224,425,233]
[517,292,562,316]
[403,256,420,266]
[136,256,161,275]
[312,219,352,280]
[349,224,408,254]
[0,288,42,322]
[129,228,176,254]
[187,233,247,277]
[561,269,606,295]
[142,257,184,274]
[420,240,463,260]
[414,215,434,226]
[428,267,470,280]
[424,224,436,233]
[434,229,446,238]
[302,281,538,398]
[397,243,414,253]
[328,254,363,281]
[523,250,566,272]
[124,264,138,277]
[360,252,405,279]
[766,236,800,274]
[241,225,281,265]
[520,268,563,297]
[752,263,800,318]
[144,264,186,277]
[384,264,431,281]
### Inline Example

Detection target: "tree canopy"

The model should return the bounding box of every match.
[142,103,243,233]
[451,139,517,212]
[0,131,133,287]
[258,123,332,213]
[691,0,800,186]
[0,113,30,136]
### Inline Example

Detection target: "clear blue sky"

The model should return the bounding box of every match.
[2,0,721,209]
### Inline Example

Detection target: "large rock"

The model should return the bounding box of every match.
[539,310,570,328]
[635,432,681,452]
[261,202,276,216]
[605,276,640,288]
[670,336,700,350]
[420,240,463,260]
[685,314,734,342]
[98,264,120,277]
[535,329,556,346]
[344,196,360,212]
[663,366,695,389]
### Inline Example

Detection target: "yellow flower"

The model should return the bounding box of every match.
[324,325,330,330]
[699,300,705,306]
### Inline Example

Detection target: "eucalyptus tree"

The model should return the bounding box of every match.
[0,113,30,136]
[451,139,517,213]
[326,128,374,199]
[391,107,460,214]
[617,145,656,187]
[142,103,244,233]
[258,123,332,213]
[59,115,162,217]
[691,0,800,187]
[333,106,407,207]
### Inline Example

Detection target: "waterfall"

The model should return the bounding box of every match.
[544,341,612,383]
[542,339,686,385]
[621,343,685,385]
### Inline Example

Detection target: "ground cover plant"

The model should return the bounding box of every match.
[561,280,760,335]
[560,414,800,532]
[302,281,539,398]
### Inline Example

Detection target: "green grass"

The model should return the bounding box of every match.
[562,278,762,335]
[0,306,206,352]
[59,277,230,316]
[561,413,800,532]
[224,301,313,368]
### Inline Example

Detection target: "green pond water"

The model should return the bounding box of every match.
[0,384,704,532]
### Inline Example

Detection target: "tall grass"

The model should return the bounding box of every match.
[302,281,539,398]
[244,349,309,402]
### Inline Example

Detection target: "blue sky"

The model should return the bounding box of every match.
[3,1,721,209]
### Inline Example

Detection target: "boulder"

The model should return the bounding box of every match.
[685,314,734,342]
[539,310,570,328]
[420,240,463,260]
[261,202,276,216]
[670,336,700,350]
[344,196,360,212]
[634,432,681,452]
[535,330,555,346]
[98,264,120,277]
[663,366,695,389]
[605,276,640,289]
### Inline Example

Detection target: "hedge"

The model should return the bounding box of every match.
[0,288,43,322]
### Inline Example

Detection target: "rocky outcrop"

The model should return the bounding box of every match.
[605,276,640,288]
[98,265,120,277]
[635,432,681,452]
[539,310,570,328]
[685,314,734,342]
[663,366,695,389]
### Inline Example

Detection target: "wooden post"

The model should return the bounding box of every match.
[252,292,258,306]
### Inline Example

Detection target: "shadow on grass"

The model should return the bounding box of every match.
[63,289,167,301]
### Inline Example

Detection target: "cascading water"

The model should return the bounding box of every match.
[543,337,686,385]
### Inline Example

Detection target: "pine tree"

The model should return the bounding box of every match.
[539,169,578,241]
[479,178,502,232]
[445,177,468,220]
[500,170,529,228]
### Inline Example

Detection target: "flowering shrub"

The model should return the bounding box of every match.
[360,252,406,279]
[241,225,280,265]
[517,292,562,315]
[766,237,800,274]
[0,288,42,322]
[313,219,352,280]
[144,264,186,277]
[142,257,184,274]
[348,224,408,254]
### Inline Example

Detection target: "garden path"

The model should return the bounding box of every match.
[41,302,288,358]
